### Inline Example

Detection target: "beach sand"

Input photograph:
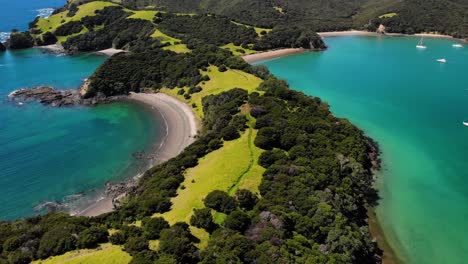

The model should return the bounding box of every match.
[96,48,126,56]
[77,92,199,217]
[37,44,65,53]
[242,48,305,63]
[243,30,464,64]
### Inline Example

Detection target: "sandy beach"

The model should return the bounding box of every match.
[37,44,65,53]
[77,92,199,217]
[243,30,464,64]
[242,48,305,63]
[96,48,126,56]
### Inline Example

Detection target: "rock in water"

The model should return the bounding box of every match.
[8,85,123,107]
[9,86,81,106]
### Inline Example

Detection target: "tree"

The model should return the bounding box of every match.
[109,231,127,245]
[142,217,169,239]
[224,210,251,232]
[8,32,34,49]
[235,189,258,210]
[204,190,237,213]
[77,226,108,249]
[39,32,58,46]
[221,125,240,141]
[37,226,78,259]
[159,223,198,263]
[0,42,6,52]
[190,208,217,233]
[124,236,148,254]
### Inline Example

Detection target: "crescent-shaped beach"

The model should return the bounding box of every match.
[77,92,199,217]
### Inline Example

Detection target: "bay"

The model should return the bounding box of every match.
[258,36,468,264]
[0,49,159,220]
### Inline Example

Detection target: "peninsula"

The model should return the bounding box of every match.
[0,0,466,263]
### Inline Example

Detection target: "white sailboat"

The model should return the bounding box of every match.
[452,43,464,48]
[463,121,468,127]
[437,58,447,63]
[416,37,427,49]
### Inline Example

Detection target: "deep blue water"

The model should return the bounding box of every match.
[1,0,63,32]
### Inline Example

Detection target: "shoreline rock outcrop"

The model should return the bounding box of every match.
[8,85,123,107]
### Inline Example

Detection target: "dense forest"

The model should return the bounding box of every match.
[119,0,468,38]
[368,0,468,37]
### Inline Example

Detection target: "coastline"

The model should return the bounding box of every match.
[36,44,126,56]
[76,92,199,217]
[242,48,306,63]
[243,30,465,63]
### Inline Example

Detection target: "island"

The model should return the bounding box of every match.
[1,0,466,263]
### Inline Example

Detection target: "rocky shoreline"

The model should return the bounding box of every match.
[8,85,123,107]
[7,85,140,214]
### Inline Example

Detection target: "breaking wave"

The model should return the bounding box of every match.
[36,8,55,19]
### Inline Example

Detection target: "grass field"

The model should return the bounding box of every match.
[127,10,159,21]
[379,12,398,18]
[151,29,181,45]
[157,67,264,246]
[33,244,131,264]
[163,43,191,53]
[35,1,118,33]
[161,66,262,118]
[155,112,264,246]
[56,27,88,43]
[221,43,256,56]
[231,21,272,37]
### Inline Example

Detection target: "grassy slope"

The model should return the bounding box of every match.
[35,1,118,33]
[150,29,190,53]
[161,65,262,118]
[156,66,264,247]
[127,10,159,20]
[231,21,272,37]
[33,244,131,264]
[156,115,264,247]
[221,43,256,56]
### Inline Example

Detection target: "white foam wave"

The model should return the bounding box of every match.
[36,8,55,18]
[0,32,11,42]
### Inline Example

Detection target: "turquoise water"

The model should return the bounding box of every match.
[0,49,159,220]
[259,36,468,264]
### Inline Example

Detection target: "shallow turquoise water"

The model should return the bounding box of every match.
[0,49,159,220]
[259,36,468,264]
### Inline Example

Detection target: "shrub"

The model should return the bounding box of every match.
[204,190,237,214]
[9,32,34,49]
[224,210,251,233]
[124,236,148,254]
[218,65,227,72]
[190,208,217,233]
[109,232,127,245]
[54,21,83,36]
[77,226,108,248]
[221,125,240,141]
[235,189,258,210]
[142,217,169,239]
